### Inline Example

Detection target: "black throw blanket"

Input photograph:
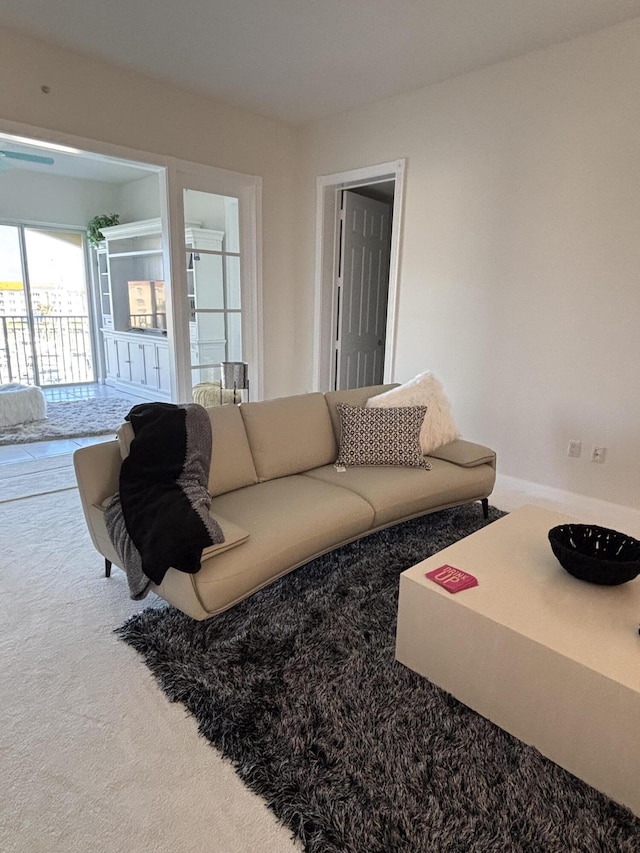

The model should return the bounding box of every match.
[106,402,223,593]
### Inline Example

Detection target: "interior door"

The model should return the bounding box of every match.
[335,190,391,390]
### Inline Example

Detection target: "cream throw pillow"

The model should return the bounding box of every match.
[365,371,459,455]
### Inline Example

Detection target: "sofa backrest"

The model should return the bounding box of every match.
[115,384,400,496]
[240,392,338,481]
[207,404,259,497]
[324,383,398,442]
[116,404,259,498]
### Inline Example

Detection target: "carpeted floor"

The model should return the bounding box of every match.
[0,458,77,502]
[0,397,134,445]
[0,487,298,853]
[117,505,640,853]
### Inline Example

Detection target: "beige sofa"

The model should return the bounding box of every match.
[74,384,496,620]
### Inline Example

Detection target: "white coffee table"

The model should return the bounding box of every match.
[395,504,640,816]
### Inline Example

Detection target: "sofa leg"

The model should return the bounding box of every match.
[481,498,489,519]
[105,559,112,578]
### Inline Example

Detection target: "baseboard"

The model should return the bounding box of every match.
[492,474,640,537]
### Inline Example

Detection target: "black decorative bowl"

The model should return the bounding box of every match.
[548,524,640,585]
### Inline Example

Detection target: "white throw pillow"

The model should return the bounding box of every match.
[365,371,459,455]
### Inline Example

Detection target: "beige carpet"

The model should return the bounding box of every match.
[0,453,78,502]
[0,486,300,853]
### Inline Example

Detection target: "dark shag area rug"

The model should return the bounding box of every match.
[117,504,640,853]
[0,397,133,445]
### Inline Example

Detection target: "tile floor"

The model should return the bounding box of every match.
[0,383,145,467]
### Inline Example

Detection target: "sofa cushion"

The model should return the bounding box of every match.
[324,384,398,442]
[335,403,430,469]
[190,475,375,614]
[117,405,258,498]
[304,457,495,527]
[365,371,459,454]
[240,393,338,481]
[206,404,259,496]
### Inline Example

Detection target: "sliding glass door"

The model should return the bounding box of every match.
[0,223,94,386]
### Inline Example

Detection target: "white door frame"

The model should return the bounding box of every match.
[313,158,406,391]
[0,117,263,402]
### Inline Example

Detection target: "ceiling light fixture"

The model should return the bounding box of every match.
[0,150,55,165]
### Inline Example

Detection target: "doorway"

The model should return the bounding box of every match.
[335,186,393,389]
[313,159,406,391]
[164,161,262,403]
[0,124,263,405]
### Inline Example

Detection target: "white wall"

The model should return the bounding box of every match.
[117,174,161,222]
[0,167,163,236]
[2,20,639,510]
[0,170,119,228]
[297,19,640,509]
[183,190,226,231]
[0,26,300,399]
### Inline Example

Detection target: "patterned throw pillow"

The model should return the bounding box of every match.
[335,404,431,469]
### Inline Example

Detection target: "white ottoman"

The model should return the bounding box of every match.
[192,381,237,407]
[0,383,47,428]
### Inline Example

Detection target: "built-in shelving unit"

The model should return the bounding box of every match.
[97,217,226,400]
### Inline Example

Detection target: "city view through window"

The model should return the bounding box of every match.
[0,225,93,386]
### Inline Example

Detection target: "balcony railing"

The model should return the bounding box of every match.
[0,314,94,386]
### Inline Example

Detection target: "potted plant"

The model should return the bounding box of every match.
[87,213,120,247]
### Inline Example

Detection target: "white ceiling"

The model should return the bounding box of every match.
[0,135,158,183]
[3,0,640,126]
[2,0,640,184]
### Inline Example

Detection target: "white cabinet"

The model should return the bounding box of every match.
[103,332,119,379]
[97,217,225,397]
[115,337,132,382]
[128,340,147,386]
[140,338,172,394]
[155,342,172,393]
[102,331,171,400]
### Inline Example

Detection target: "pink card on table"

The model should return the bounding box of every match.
[426,565,478,593]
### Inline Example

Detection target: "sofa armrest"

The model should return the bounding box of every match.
[74,439,122,510]
[202,513,250,557]
[428,439,496,469]
[95,499,250,559]
[92,499,249,568]
[73,440,122,561]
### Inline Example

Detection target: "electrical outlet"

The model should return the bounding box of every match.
[567,440,581,458]
[591,446,607,464]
